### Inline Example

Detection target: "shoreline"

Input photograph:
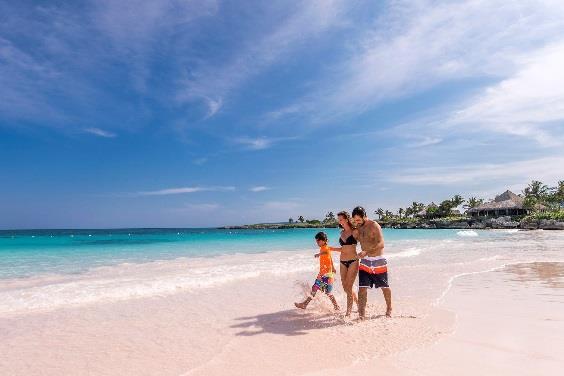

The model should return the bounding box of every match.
[220,217,564,230]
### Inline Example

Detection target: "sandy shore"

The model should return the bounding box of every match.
[1,231,563,375]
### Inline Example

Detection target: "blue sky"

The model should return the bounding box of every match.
[1,0,564,229]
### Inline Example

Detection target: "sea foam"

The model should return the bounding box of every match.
[457,230,478,237]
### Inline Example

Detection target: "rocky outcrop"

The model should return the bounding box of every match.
[519,219,564,230]
[431,219,470,229]
[486,216,520,229]
[539,220,564,230]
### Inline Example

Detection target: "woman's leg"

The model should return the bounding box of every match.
[339,263,352,316]
[346,261,359,309]
[343,261,359,315]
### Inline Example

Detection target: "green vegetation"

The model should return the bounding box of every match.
[524,210,564,222]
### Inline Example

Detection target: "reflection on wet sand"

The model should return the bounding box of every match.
[504,262,564,289]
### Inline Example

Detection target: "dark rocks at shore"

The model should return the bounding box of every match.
[220,217,564,230]
[520,219,564,230]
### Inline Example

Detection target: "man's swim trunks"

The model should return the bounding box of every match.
[358,256,389,288]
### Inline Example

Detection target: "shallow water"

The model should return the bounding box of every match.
[0,228,467,278]
[1,229,563,316]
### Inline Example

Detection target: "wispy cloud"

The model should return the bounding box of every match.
[236,137,274,150]
[203,97,223,119]
[171,202,221,212]
[176,0,347,119]
[84,127,116,138]
[235,136,297,150]
[444,41,564,146]
[406,136,443,148]
[250,186,269,192]
[270,0,564,130]
[137,186,235,196]
[192,157,208,166]
[388,156,564,186]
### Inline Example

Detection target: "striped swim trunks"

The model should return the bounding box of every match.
[358,256,389,289]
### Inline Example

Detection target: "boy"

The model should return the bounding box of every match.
[294,232,340,311]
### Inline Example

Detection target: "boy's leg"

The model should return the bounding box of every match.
[295,287,317,309]
[327,294,340,311]
[358,287,368,319]
[382,287,392,317]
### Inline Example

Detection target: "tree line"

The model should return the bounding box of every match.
[288,179,564,224]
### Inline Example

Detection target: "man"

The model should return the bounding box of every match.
[352,206,392,319]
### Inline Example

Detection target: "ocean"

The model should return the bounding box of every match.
[1,228,563,317]
[0,227,467,279]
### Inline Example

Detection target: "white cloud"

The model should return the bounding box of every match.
[192,157,208,165]
[328,0,564,113]
[406,136,443,148]
[204,97,223,118]
[84,127,116,138]
[138,186,235,196]
[445,41,564,146]
[271,0,564,131]
[236,137,273,150]
[250,186,269,192]
[388,156,564,186]
[235,136,297,150]
[176,0,346,118]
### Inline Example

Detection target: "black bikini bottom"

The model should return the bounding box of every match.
[340,259,358,268]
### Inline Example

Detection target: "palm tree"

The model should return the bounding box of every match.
[375,208,384,219]
[556,180,564,208]
[410,201,424,216]
[384,210,394,219]
[298,216,305,223]
[463,197,483,210]
[451,195,464,207]
[405,207,413,217]
[398,208,404,218]
[288,218,294,224]
[325,211,335,221]
[523,180,549,199]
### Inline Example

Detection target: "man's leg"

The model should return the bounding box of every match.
[382,287,392,317]
[358,287,368,319]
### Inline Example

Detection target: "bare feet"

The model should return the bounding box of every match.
[294,302,306,309]
[386,307,392,317]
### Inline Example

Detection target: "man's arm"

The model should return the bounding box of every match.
[371,221,385,252]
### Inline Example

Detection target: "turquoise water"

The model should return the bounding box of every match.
[0,228,472,279]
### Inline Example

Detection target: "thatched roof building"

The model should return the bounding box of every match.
[415,203,437,218]
[467,190,544,217]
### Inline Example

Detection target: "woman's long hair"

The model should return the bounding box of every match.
[337,211,355,230]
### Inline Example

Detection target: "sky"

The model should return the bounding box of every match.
[1,0,564,229]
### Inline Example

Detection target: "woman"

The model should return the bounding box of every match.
[332,211,359,317]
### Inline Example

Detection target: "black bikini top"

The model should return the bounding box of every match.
[339,233,357,246]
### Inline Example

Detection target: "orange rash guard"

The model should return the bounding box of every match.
[318,245,334,278]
